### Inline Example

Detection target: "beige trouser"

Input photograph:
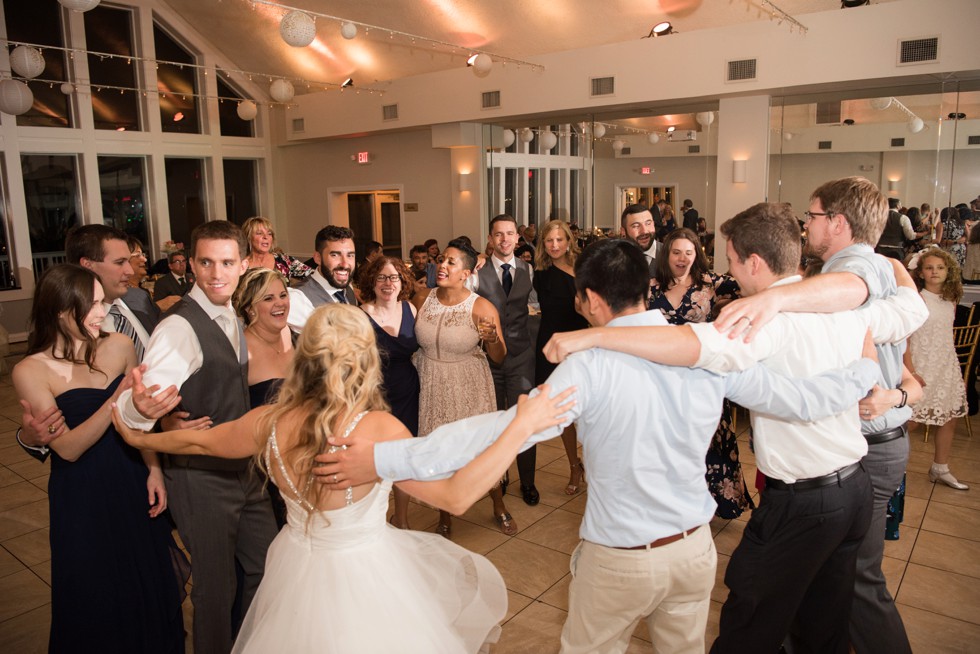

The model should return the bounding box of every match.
[560,524,716,654]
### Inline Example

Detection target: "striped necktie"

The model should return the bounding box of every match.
[334,290,348,304]
[108,304,145,362]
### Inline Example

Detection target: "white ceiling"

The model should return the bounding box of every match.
[162,0,894,89]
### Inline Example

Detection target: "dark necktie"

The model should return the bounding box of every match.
[501,263,513,296]
[334,290,348,304]
[177,277,186,293]
[108,304,145,362]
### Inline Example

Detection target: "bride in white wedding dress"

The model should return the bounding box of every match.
[113,303,573,653]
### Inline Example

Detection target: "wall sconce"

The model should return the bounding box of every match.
[732,160,747,184]
[888,179,898,192]
[458,172,471,193]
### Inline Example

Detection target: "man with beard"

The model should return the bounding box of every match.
[621,203,660,277]
[288,225,358,332]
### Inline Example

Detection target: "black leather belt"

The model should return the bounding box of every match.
[864,425,907,445]
[766,461,862,491]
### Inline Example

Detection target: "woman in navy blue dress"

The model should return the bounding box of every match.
[358,256,420,528]
[13,264,187,653]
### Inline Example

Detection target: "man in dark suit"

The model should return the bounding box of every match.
[621,203,661,278]
[17,225,158,460]
[152,249,193,310]
[287,225,358,332]
[682,199,700,232]
[473,214,540,506]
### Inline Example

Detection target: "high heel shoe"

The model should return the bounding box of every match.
[565,461,586,495]
[929,464,969,491]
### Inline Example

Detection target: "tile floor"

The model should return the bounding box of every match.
[1,354,979,652]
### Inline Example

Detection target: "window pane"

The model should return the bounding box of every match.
[155,24,200,134]
[98,157,148,246]
[21,155,79,279]
[165,158,205,248]
[85,6,140,131]
[0,163,18,290]
[222,159,257,225]
[217,77,254,137]
[3,0,71,127]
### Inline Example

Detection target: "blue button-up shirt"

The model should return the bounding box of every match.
[375,310,878,548]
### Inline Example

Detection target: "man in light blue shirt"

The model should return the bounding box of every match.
[315,238,880,654]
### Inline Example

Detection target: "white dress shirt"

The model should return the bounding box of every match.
[101,297,151,353]
[287,269,347,332]
[374,310,879,547]
[691,275,927,483]
[118,284,240,431]
[466,254,537,304]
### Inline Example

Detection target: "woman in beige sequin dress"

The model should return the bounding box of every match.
[412,238,519,537]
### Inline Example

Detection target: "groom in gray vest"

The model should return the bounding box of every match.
[119,221,278,654]
[473,214,540,505]
[287,225,358,332]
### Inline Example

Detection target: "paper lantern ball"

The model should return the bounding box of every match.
[237,100,258,121]
[10,46,45,79]
[280,11,316,47]
[270,79,295,103]
[0,79,35,115]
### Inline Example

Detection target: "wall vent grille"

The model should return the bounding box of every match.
[898,37,939,65]
[482,91,500,109]
[818,141,832,150]
[968,135,980,146]
[727,59,757,82]
[291,118,304,133]
[382,104,398,121]
[688,145,701,154]
[816,102,842,125]
[891,137,906,147]
[590,77,615,96]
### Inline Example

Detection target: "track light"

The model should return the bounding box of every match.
[341,77,353,88]
[841,0,870,7]
[647,21,673,37]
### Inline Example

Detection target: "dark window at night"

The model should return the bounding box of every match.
[154,24,200,134]
[218,77,254,137]
[0,165,18,290]
[21,155,80,278]
[3,0,71,128]
[165,158,206,247]
[85,6,141,131]
[222,159,258,224]
[98,157,148,246]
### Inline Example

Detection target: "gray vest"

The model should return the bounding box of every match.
[168,296,251,471]
[296,277,357,306]
[477,260,532,355]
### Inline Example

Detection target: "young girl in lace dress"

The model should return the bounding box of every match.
[906,247,969,490]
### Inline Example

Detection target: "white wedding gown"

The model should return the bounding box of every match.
[232,416,507,653]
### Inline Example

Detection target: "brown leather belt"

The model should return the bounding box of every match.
[615,526,700,550]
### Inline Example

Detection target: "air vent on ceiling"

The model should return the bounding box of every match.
[382,104,398,121]
[590,77,615,97]
[968,135,980,146]
[481,91,500,109]
[726,59,757,82]
[891,137,906,147]
[898,37,939,65]
[688,145,701,154]
[620,146,631,155]
[816,102,842,125]
[818,141,832,150]
[291,118,305,133]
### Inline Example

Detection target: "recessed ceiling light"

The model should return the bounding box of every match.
[649,21,673,37]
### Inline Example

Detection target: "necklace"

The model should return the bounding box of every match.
[247,326,285,355]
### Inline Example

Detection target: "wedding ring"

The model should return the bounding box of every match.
[333,474,338,483]
[47,425,56,434]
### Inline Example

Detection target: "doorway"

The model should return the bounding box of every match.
[345,191,402,259]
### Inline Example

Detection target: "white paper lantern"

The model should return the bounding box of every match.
[280,11,316,47]
[540,131,558,151]
[236,100,258,121]
[341,22,358,39]
[471,54,493,78]
[519,128,534,143]
[870,97,893,111]
[647,133,660,145]
[593,123,606,139]
[502,129,515,147]
[908,117,925,133]
[695,111,714,127]
[58,0,100,11]
[612,139,625,153]
[269,79,295,103]
[10,46,45,79]
[60,82,74,95]
[0,79,34,115]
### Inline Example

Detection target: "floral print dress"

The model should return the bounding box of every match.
[649,273,753,519]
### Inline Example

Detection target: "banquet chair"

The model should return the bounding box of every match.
[924,322,980,442]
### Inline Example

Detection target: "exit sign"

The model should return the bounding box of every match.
[357,151,371,164]
[640,167,651,175]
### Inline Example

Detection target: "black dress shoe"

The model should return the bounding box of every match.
[521,485,540,506]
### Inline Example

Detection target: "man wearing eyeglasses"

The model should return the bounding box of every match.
[717,177,919,654]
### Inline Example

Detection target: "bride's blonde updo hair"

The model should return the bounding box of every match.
[256,303,388,510]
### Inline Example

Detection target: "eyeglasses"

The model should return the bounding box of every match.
[803,210,836,222]
[375,274,401,283]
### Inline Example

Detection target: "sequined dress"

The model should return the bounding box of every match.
[231,413,507,653]
[415,291,497,436]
